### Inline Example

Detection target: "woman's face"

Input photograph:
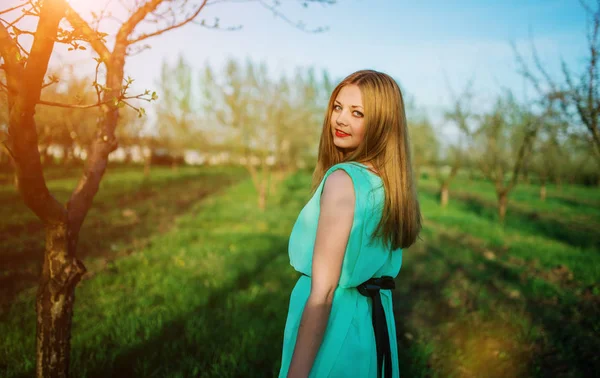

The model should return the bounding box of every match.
[330,84,366,154]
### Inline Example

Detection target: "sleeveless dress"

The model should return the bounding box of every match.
[278,161,403,378]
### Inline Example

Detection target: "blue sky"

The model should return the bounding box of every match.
[49,0,591,128]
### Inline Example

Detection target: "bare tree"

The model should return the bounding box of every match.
[199,58,332,209]
[406,112,438,185]
[437,79,477,207]
[200,59,274,209]
[515,0,600,165]
[528,114,570,200]
[474,93,544,222]
[155,54,200,171]
[0,0,336,376]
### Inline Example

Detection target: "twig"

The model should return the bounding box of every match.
[257,0,329,33]
[38,93,152,109]
[0,2,29,16]
[128,0,209,44]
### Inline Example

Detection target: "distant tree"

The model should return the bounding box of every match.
[199,58,332,209]
[474,93,545,222]
[289,67,334,169]
[515,0,600,166]
[406,112,438,184]
[435,80,478,207]
[560,133,600,185]
[155,55,201,170]
[199,59,273,209]
[528,114,570,199]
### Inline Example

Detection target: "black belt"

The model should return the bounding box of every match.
[357,276,395,378]
[299,274,395,378]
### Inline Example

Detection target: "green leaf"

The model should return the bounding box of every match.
[151,91,158,101]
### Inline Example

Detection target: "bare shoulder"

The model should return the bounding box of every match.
[322,169,355,207]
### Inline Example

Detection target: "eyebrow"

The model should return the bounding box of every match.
[334,100,364,109]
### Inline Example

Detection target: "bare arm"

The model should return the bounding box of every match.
[287,170,356,378]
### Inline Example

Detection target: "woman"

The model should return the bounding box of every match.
[278,69,422,378]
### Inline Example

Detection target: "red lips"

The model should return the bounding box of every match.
[335,129,350,137]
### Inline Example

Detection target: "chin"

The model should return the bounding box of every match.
[333,141,346,149]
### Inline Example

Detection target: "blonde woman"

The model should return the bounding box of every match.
[278,70,422,378]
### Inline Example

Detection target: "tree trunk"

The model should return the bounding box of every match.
[498,191,508,223]
[540,183,547,201]
[36,223,86,378]
[258,157,268,210]
[269,169,277,197]
[555,176,562,192]
[143,156,151,178]
[440,182,449,208]
[258,178,267,211]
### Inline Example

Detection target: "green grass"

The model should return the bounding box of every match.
[0,165,302,378]
[0,167,598,377]
[400,176,600,378]
[0,164,246,308]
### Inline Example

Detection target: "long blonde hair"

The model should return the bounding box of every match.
[310,70,422,250]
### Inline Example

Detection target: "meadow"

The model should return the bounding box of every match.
[0,165,598,377]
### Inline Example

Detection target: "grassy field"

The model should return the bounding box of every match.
[1,166,599,377]
[0,165,246,308]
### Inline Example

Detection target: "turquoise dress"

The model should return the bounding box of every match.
[278,161,403,378]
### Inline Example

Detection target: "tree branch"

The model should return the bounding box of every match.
[0,2,29,16]
[6,0,68,225]
[508,120,539,192]
[257,0,329,33]
[0,20,22,72]
[128,0,208,44]
[115,0,163,45]
[3,11,29,29]
[37,92,152,109]
[65,4,111,61]
[22,2,66,108]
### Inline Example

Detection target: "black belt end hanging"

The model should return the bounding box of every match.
[357,276,395,378]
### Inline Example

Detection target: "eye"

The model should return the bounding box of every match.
[353,110,364,117]
[333,104,342,111]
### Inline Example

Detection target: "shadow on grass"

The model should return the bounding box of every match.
[393,244,453,378]
[553,194,600,210]
[0,173,241,310]
[463,194,598,250]
[397,225,599,378]
[81,233,292,378]
[422,188,599,251]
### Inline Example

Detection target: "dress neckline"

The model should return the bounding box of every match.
[348,161,382,179]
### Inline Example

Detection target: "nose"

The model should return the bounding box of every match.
[335,109,349,126]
